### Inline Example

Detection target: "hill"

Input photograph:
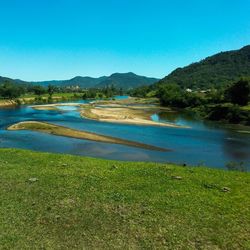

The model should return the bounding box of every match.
[0,76,28,86]
[159,45,250,89]
[32,76,107,88]
[96,72,159,89]
[0,73,158,90]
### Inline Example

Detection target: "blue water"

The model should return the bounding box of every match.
[0,98,249,170]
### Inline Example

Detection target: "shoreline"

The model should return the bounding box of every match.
[28,100,185,128]
[80,106,186,128]
[0,100,18,107]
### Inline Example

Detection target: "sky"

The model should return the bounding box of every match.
[0,0,250,81]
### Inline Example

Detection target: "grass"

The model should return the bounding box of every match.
[20,92,82,99]
[7,121,168,152]
[241,104,250,111]
[18,92,83,105]
[0,148,249,249]
[0,93,84,107]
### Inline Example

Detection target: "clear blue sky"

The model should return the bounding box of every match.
[0,0,250,81]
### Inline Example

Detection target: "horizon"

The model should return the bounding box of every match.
[0,0,250,81]
[3,71,160,83]
[3,44,250,83]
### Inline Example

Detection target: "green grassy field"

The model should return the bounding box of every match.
[241,104,250,111]
[0,148,249,249]
[20,92,82,99]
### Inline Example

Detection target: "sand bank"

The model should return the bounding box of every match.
[8,121,169,152]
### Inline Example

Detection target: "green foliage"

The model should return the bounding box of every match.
[132,77,250,125]
[1,73,158,90]
[157,83,184,106]
[225,79,250,105]
[0,81,25,99]
[205,104,250,125]
[157,83,205,108]
[47,84,56,97]
[226,161,247,172]
[206,87,225,104]
[30,85,47,96]
[81,85,123,100]
[34,96,46,104]
[159,45,250,89]
[129,85,153,98]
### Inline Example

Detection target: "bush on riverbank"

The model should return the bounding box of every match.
[205,104,250,125]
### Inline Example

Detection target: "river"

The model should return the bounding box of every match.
[0,97,249,170]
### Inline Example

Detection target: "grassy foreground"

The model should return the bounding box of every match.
[0,149,249,249]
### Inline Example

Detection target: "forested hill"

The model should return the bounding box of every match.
[34,72,158,89]
[96,73,158,89]
[0,73,158,90]
[158,45,250,89]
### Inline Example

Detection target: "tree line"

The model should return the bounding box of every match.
[0,81,124,102]
[129,79,250,125]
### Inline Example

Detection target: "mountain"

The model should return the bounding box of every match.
[0,73,158,90]
[34,73,158,89]
[32,76,108,88]
[158,45,250,89]
[96,72,158,89]
[0,76,28,86]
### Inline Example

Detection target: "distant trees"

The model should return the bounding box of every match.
[81,85,122,100]
[130,78,250,125]
[157,84,183,107]
[205,104,250,125]
[0,81,24,99]
[129,85,152,98]
[30,85,47,96]
[157,83,204,108]
[48,84,57,98]
[225,79,250,106]
[158,45,250,90]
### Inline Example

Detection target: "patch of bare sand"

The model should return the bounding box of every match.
[81,107,185,128]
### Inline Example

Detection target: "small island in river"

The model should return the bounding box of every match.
[7,121,169,152]
[31,98,187,128]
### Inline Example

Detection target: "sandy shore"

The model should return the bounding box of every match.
[8,121,169,152]
[30,103,83,110]
[29,98,186,128]
[81,106,184,128]
[0,100,17,107]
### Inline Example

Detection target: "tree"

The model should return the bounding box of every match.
[0,82,24,99]
[48,85,56,97]
[225,79,250,106]
[157,84,185,107]
[32,85,47,96]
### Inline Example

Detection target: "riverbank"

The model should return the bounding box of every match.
[30,102,83,110]
[1,148,249,249]
[0,93,84,107]
[7,121,168,152]
[0,99,18,107]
